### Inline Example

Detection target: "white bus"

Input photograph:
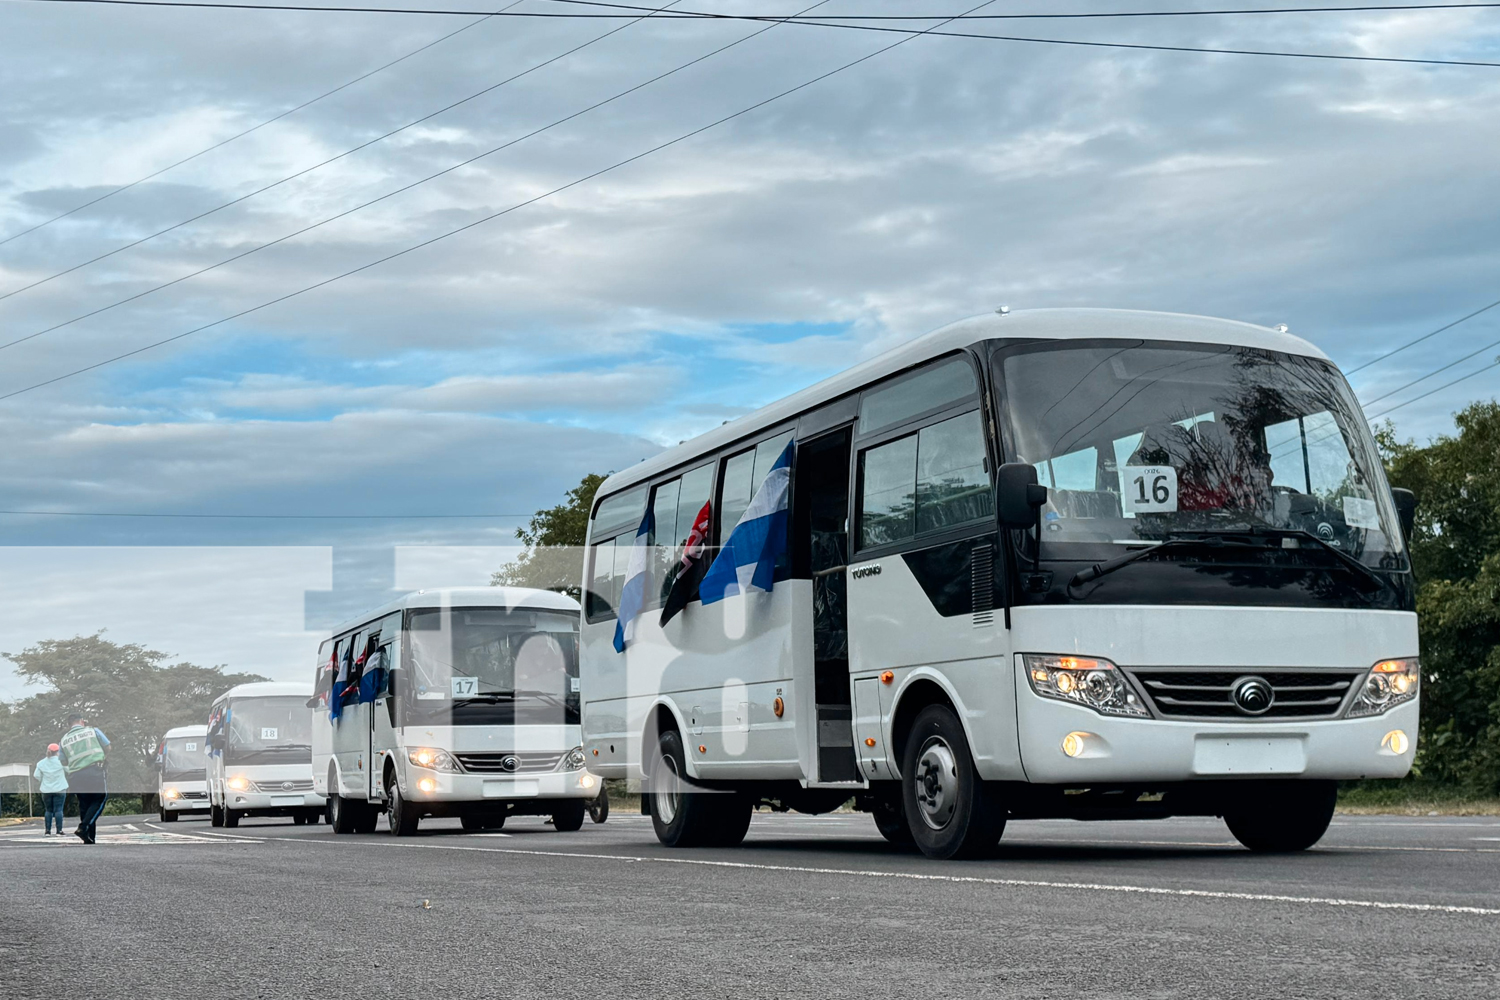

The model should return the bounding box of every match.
[310,587,598,836]
[155,724,209,821]
[206,681,326,828]
[579,308,1419,859]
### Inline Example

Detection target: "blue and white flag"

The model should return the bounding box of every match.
[701,440,794,605]
[612,507,655,653]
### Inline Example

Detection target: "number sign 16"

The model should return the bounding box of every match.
[1123,465,1178,514]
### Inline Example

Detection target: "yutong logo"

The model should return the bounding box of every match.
[500,756,520,773]
[1232,676,1275,716]
[850,564,882,580]
[280,781,295,791]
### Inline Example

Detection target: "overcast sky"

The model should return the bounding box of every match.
[1,1,1498,694]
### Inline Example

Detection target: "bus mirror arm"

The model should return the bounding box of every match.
[1390,487,1416,540]
[997,462,1050,583]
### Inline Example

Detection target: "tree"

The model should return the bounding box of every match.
[0,633,265,793]
[1381,402,1500,794]
[491,472,607,598]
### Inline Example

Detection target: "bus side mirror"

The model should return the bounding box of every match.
[997,462,1048,529]
[1391,487,1417,540]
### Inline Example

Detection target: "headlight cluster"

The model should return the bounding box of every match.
[1023,654,1148,718]
[563,746,587,771]
[225,775,251,791]
[408,747,461,773]
[1347,658,1419,718]
[162,787,180,800]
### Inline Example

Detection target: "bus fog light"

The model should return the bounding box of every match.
[417,777,437,793]
[579,772,597,789]
[1381,730,1410,755]
[1061,732,1088,758]
[1023,654,1148,718]
[1348,658,1419,718]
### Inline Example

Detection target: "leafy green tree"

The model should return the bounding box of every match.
[0,633,265,793]
[1381,402,1500,793]
[492,472,607,598]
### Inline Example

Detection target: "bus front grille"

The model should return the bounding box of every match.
[454,751,564,774]
[249,779,314,793]
[1128,670,1362,719]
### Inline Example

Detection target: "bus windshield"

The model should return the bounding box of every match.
[161,737,206,780]
[998,340,1405,569]
[225,697,314,764]
[404,607,579,725]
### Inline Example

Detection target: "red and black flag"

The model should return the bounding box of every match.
[660,500,712,627]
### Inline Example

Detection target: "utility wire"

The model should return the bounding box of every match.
[0,0,825,354]
[0,0,997,402]
[0,0,683,311]
[14,0,1500,17]
[0,1,525,250]
[1360,334,1500,406]
[1345,295,1500,374]
[1366,357,1500,420]
[0,510,531,518]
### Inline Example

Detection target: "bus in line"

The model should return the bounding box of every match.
[155,724,209,822]
[577,308,1419,859]
[206,681,326,828]
[310,587,598,836]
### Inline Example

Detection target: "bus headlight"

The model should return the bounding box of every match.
[408,748,461,773]
[563,746,586,771]
[162,787,180,800]
[1023,654,1148,718]
[226,775,251,792]
[1346,658,1419,718]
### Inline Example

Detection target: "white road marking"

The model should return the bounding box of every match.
[189,830,1500,916]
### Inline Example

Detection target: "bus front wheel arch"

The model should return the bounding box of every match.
[890,679,959,771]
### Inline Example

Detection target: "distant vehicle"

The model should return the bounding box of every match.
[309,587,598,836]
[205,681,326,828]
[579,308,1419,859]
[155,724,209,822]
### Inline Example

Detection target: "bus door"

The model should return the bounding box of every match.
[369,613,402,799]
[791,424,860,784]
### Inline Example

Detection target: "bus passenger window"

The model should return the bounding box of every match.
[915,411,992,534]
[652,464,713,605]
[861,435,918,547]
[718,449,756,538]
[858,356,977,436]
[586,539,622,620]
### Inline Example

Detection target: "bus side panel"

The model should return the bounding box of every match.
[331,702,370,799]
[311,703,332,797]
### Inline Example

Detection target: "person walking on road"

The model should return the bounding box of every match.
[34,743,69,836]
[58,713,110,844]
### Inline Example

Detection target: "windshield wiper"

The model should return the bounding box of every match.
[1069,533,1264,589]
[1264,527,1391,595]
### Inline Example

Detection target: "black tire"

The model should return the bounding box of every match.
[304,808,322,825]
[900,704,1006,860]
[552,800,587,832]
[355,800,379,834]
[329,794,358,835]
[460,812,505,832]
[386,772,419,837]
[223,808,240,829]
[647,729,750,848]
[160,809,179,823]
[871,789,914,848]
[292,813,307,826]
[210,804,224,828]
[587,787,610,824]
[1224,780,1338,852]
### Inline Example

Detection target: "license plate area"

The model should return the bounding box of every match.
[270,795,303,807]
[1192,735,1307,775]
[483,780,540,799]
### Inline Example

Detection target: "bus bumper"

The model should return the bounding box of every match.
[225,791,328,812]
[1015,687,1419,784]
[403,768,601,803]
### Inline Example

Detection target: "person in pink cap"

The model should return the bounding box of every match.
[34,743,69,835]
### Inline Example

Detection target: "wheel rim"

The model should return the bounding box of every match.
[655,749,681,825]
[914,737,959,830]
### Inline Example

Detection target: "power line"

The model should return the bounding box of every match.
[1345,295,1500,375]
[0,0,685,312]
[0,0,997,401]
[0,510,531,518]
[14,0,1500,17]
[1360,334,1500,406]
[0,0,828,354]
[0,2,525,250]
[1366,357,1500,420]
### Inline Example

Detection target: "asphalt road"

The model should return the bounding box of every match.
[3,808,1498,999]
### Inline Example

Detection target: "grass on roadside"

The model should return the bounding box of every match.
[1337,780,1500,816]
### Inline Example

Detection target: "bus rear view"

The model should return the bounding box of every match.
[578,308,1418,859]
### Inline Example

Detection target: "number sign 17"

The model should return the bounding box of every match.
[1123,465,1178,514]
[451,676,478,698]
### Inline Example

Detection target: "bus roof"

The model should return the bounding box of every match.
[163,724,207,739]
[212,681,313,705]
[598,307,1328,499]
[326,586,580,640]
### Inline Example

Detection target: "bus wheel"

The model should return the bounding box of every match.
[552,801,586,832]
[901,704,1006,860]
[329,794,357,835]
[1224,780,1337,852]
[223,808,240,829]
[648,729,748,848]
[160,809,178,823]
[386,773,419,837]
[587,787,609,824]
[210,805,224,828]
[871,789,913,848]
